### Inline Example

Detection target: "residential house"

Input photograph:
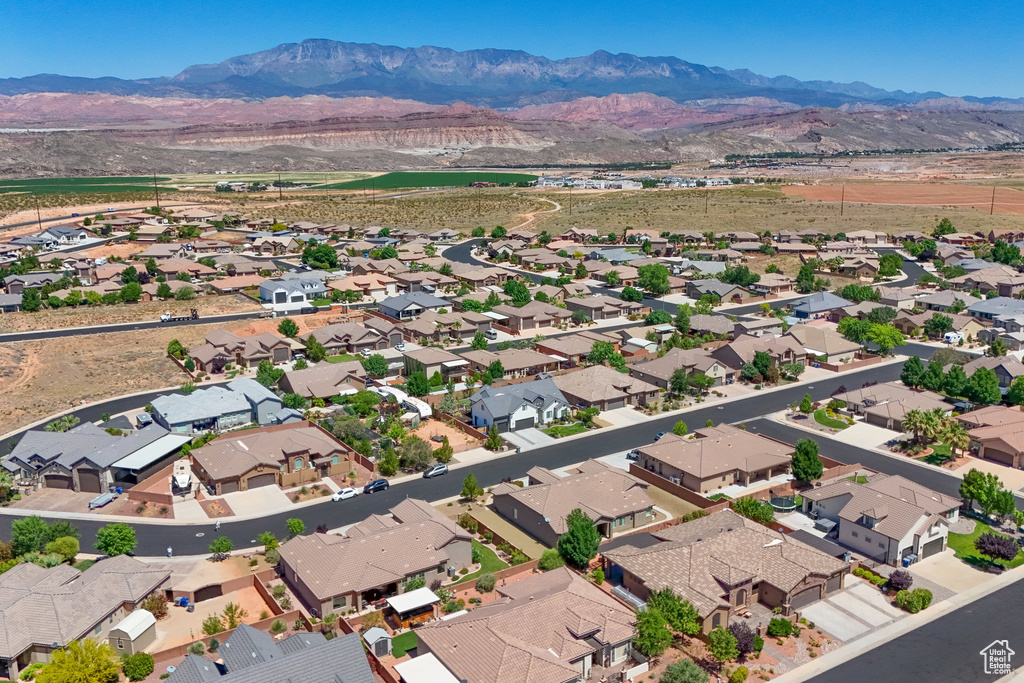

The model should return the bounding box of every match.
[554,365,659,410]
[252,235,299,255]
[845,230,888,246]
[935,243,973,265]
[403,347,470,384]
[491,300,573,331]
[963,407,1024,467]
[279,361,367,399]
[280,498,472,614]
[416,567,635,683]
[469,378,571,432]
[711,334,807,375]
[750,273,796,295]
[328,274,397,300]
[893,231,930,243]
[721,231,760,242]
[402,310,491,343]
[189,329,292,371]
[138,243,188,260]
[378,292,449,321]
[916,290,981,313]
[592,264,640,287]
[841,255,880,279]
[492,460,654,546]
[952,356,1024,390]
[134,223,176,241]
[0,556,171,679]
[790,291,854,319]
[460,348,562,379]
[3,272,62,295]
[686,280,748,303]
[732,317,784,338]
[363,317,405,346]
[629,347,731,388]
[940,232,980,246]
[190,422,352,494]
[259,278,328,304]
[801,474,960,564]
[429,228,462,242]
[392,270,459,293]
[892,312,987,340]
[151,378,283,433]
[951,267,1024,297]
[302,323,390,354]
[832,382,948,430]
[3,423,190,493]
[166,626,374,683]
[683,313,733,337]
[877,286,918,310]
[969,297,1024,321]
[534,330,621,363]
[602,509,847,634]
[635,424,793,493]
[155,259,217,279]
[564,295,644,321]
[564,228,599,242]
[785,325,861,363]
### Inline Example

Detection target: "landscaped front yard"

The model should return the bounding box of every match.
[543,422,589,438]
[915,442,952,466]
[324,353,360,363]
[813,409,849,430]
[948,518,1024,570]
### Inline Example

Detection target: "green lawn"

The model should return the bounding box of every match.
[325,354,360,364]
[846,475,868,484]
[0,176,170,194]
[707,493,732,502]
[948,518,1024,570]
[324,171,537,190]
[73,559,96,571]
[454,539,509,585]
[916,442,953,466]
[543,422,588,438]
[813,409,849,430]
[310,298,333,307]
[391,631,418,658]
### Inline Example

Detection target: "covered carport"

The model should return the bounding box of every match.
[112,432,193,486]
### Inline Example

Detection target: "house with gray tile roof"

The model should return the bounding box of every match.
[685,280,748,303]
[469,378,571,432]
[258,278,328,304]
[602,510,847,633]
[789,291,853,318]
[3,423,190,493]
[378,291,450,320]
[801,474,960,565]
[0,556,170,679]
[969,297,1024,321]
[151,378,282,433]
[167,627,373,683]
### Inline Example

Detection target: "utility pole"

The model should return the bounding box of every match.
[371,178,376,206]
[34,196,42,231]
[278,173,283,201]
[991,185,997,215]
[153,173,160,210]
[840,184,846,217]
[704,189,709,216]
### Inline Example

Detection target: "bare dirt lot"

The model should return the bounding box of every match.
[0,295,262,333]
[80,241,148,260]
[0,322,221,433]
[783,183,1024,215]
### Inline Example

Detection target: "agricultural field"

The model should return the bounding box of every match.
[324,171,537,190]
[0,177,171,194]
[166,171,372,188]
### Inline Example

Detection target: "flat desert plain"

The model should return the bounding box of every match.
[783,183,1024,215]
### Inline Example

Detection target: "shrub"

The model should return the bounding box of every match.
[730,667,749,683]
[272,584,287,599]
[754,634,764,654]
[894,588,933,613]
[659,660,709,683]
[592,567,604,585]
[482,530,494,543]
[208,638,219,653]
[270,619,287,635]
[122,652,155,681]
[457,513,479,534]
[279,596,292,610]
[729,622,756,654]
[188,641,205,656]
[887,569,913,592]
[538,548,565,571]
[476,573,496,592]
[766,618,793,638]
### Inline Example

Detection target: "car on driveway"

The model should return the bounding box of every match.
[423,463,448,479]
[363,479,390,494]
[626,449,640,461]
[332,487,361,501]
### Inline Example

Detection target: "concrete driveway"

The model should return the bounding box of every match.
[501,428,556,451]
[800,580,905,643]
[908,549,993,593]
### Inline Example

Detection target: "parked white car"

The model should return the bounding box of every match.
[332,487,361,501]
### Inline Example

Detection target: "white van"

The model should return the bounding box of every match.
[483,329,498,340]
[943,331,964,344]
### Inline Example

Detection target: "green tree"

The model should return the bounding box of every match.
[990,337,1008,357]
[282,393,307,409]
[669,367,690,396]
[605,270,620,286]
[924,314,954,339]
[920,360,946,392]
[878,252,903,277]
[638,264,671,295]
[377,447,400,476]
[645,309,673,325]
[867,323,906,356]
[434,436,454,464]
[620,286,643,303]
[361,353,389,377]
[37,639,120,683]
[707,626,740,663]
[968,367,1002,405]
[487,360,505,380]
[753,351,772,378]
[202,614,225,636]
[471,332,489,350]
[943,364,969,398]
[399,436,433,470]
[675,303,691,333]
[781,362,805,379]
[646,588,700,636]
[122,652,155,682]
[11,516,52,555]
[574,261,589,280]
[45,537,79,564]
[486,425,502,451]
[557,508,601,569]
[660,660,709,683]
[304,334,327,362]
[21,288,42,312]
[792,438,824,482]
[406,371,430,397]
[633,608,673,657]
[837,316,872,343]
[258,531,278,551]
[277,318,299,338]
[799,393,813,414]
[255,359,285,387]
[120,282,143,302]
[673,421,689,436]
[286,518,305,537]
[209,536,233,557]
[461,472,479,500]
[719,265,760,287]
[1007,377,1024,406]
[439,392,459,415]
[120,265,139,284]
[588,340,616,366]
[732,497,774,525]
[222,602,248,629]
[900,356,925,388]
[932,217,956,237]
[503,279,532,306]
[95,523,136,556]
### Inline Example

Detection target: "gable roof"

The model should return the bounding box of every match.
[191,424,346,482]
[5,422,173,472]
[785,325,862,356]
[790,291,854,314]
[637,424,793,480]
[553,365,658,404]
[470,378,569,418]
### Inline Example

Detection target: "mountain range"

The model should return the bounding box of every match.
[1,39,1023,175]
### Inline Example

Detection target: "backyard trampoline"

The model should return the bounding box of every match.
[769,495,798,511]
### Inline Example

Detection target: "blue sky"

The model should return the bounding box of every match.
[2,0,1021,97]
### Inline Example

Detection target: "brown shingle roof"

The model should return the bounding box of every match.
[191,424,347,481]
[553,365,658,405]
[638,424,793,480]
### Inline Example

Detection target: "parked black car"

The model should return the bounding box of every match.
[363,479,390,494]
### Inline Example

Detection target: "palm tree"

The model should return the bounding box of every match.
[902,409,927,445]
[943,422,970,459]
